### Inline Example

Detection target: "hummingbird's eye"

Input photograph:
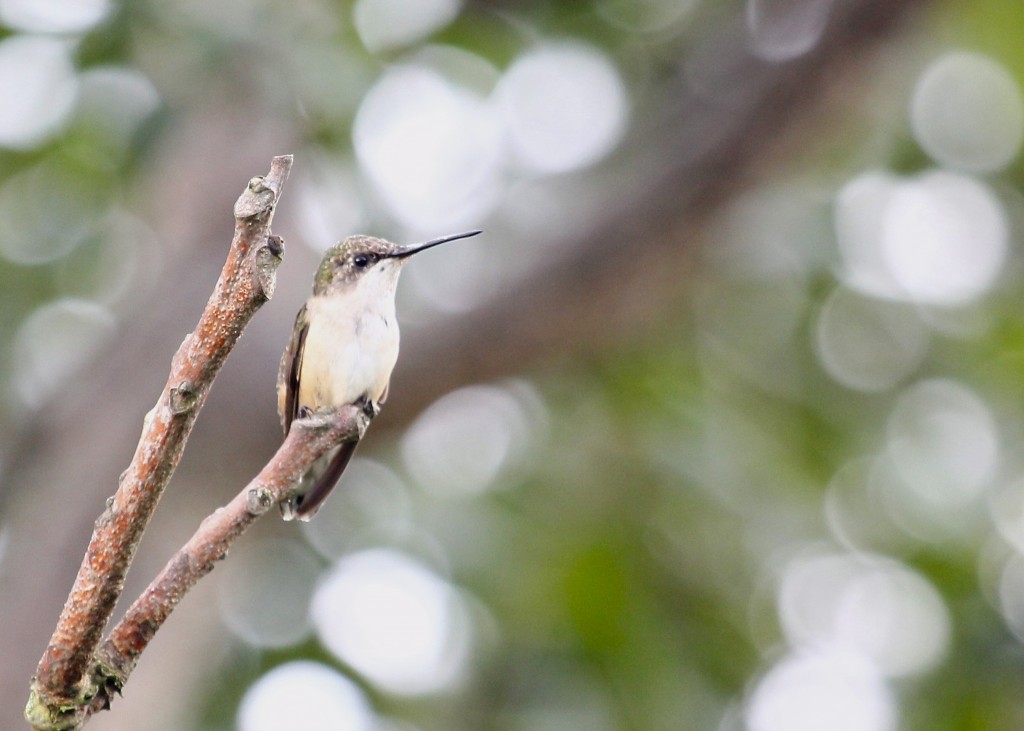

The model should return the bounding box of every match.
[352,253,371,269]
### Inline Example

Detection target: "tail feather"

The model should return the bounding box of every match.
[281,440,359,522]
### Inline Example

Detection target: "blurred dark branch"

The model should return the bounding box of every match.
[0,2,933,725]
[390,0,932,422]
[82,405,369,722]
[25,156,293,731]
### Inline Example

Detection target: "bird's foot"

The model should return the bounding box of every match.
[357,395,381,419]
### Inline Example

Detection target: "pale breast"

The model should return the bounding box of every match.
[298,292,400,411]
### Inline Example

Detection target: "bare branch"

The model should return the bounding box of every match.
[26,156,293,731]
[83,406,370,720]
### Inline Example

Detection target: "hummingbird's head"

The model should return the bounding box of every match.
[312,231,482,296]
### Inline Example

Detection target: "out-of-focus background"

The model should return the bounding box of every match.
[2,0,1024,729]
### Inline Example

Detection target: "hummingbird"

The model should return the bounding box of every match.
[277,229,482,521]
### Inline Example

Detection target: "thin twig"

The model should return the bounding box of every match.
[26,155,293,731]
[85,406,370,720]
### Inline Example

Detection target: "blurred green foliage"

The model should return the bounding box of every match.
[5,0,1024,730]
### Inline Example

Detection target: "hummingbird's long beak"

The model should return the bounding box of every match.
[389,230,482,259]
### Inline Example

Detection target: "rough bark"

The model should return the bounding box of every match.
[25,157,293,731]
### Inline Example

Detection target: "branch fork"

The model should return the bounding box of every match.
[22,155,356,730]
